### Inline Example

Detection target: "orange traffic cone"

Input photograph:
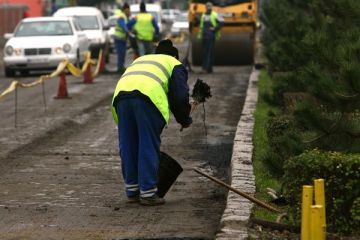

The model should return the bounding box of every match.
[83,63,93,84]
[54,72,70,99]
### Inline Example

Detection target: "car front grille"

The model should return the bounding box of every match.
[24,48,51,56]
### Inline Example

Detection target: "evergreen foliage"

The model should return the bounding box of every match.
[262,0,360,153]
[264,114,303,177]
[260,0,360,234]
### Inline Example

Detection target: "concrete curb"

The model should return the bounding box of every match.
[216,68,259,239]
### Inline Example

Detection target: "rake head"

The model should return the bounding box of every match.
[191,78,212,104]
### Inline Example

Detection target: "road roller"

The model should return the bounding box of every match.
[188,0,257,65]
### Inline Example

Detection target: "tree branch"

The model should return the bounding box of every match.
[303,112,343,143]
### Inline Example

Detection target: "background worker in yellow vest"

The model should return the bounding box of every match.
[127,2,160,56]
[198,2,223,73]
[114,3,131,73]
[111,39,192,206]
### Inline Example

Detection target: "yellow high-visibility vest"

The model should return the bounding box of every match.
[114,9,128,39]
[134,13,154,41]
[111,54,182,124]
[198,11,221,40]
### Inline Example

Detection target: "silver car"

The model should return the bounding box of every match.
[3,17,89,77]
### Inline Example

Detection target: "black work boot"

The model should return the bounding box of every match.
[140,194,165,206]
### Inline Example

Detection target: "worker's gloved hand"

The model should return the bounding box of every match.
[179,118,192,132]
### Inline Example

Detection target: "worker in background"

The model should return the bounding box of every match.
[114,3,131,74]
[198,2,223,73]
[111,39,192,206]
[127,2,159,56]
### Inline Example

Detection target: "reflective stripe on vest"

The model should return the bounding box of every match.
[120,70,166,91]
[198,11,221,40]
[114,10,128,39]
[130,60,171,80]
[111,54,182,124]
[134,13,154,41]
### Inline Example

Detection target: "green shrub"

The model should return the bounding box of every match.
[351,198,360,222]
[283,150,360,234]
[263,115,304,177]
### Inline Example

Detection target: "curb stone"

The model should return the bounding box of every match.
[216,68,259,240]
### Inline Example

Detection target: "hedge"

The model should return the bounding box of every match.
[283,149,360,234]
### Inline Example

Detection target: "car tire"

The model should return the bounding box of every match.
[105,47,110,63]
[5,67,15,78]
[104,43,110,63]
[76,49,81,68]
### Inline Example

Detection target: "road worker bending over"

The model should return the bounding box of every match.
[111,39,192,206]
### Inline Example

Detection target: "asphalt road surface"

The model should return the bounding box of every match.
[0,39,252,239]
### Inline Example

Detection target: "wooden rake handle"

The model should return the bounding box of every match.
[194,168,282,213]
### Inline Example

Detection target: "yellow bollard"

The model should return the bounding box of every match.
[301,185,313,240]
[314,179,326,237]
[310,205,325,240]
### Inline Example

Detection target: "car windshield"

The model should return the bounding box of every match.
[15,21,73,37]
[192,0,252,6]
[74,16,99,30]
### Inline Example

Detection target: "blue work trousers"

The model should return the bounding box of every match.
[137,39,154,56]
[114,38,127,71]
[202,37,215,72]
[116,97,165,198]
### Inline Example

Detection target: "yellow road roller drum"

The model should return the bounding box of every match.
[189,0,257,65]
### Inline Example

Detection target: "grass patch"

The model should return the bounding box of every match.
[252,70,283,221]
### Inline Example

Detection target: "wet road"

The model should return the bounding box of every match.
[0,39,252,239]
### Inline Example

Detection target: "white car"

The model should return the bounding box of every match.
[171,13,189,37]
[53,7,110,61]
[3,17,89,77]
[162,9,181,23]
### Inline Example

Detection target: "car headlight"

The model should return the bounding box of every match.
[55,47,63,54]
[5,46,14,56]
[63,44,72,53]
